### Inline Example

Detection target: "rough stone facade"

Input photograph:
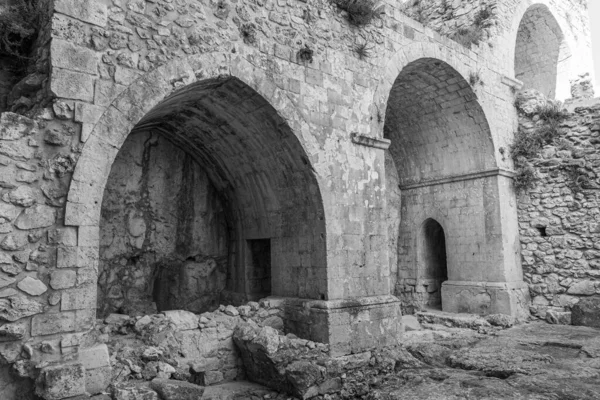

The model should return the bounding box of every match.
[516,95,600,321]
[0,0,596,398]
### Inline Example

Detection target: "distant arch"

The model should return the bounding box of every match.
[513,3,572,100]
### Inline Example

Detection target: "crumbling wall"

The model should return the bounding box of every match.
[516,94,600,321]
[99,132,229,318]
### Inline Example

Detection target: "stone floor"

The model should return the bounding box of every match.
[232,317,600,400]
[94,309,600,400]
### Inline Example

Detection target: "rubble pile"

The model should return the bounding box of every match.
[90,300,286,399]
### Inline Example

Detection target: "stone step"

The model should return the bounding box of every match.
[416,311,491,330]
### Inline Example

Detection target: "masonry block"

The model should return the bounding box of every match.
[36,363,86,400]
[54,0,108,26]
[50,68,94,102]
[51,39,98,75]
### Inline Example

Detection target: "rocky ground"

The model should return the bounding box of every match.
[90,307,600,400]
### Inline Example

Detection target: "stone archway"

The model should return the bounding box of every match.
[514,3,572,100]
[64,53,328,323]
[382,57,529,317]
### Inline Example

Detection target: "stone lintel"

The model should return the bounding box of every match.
[400,168,515,190]
[350,133,391,150]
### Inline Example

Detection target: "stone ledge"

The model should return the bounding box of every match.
[350,133,391,150]
[501,75,524,90]
[400,168,516,190]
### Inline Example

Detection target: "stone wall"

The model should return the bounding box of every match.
[517,96,600,321]
[99,131,229,318]
[0,0,595,398]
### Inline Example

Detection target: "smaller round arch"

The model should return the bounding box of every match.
[514,3,572,100]
[418,218,448,310]
[384,58,497,186]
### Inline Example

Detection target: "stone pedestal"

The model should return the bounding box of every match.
[441,281,530,320]
[272,295,402,357]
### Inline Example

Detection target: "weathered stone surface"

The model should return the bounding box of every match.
[572,296,600,328]
[0,202,20,221]
[0,234,28,251]
[50,68,94,102]
[149,379,205,400]
[61,285,96,310]
[8,186,36,207]
[0,288,18,298]
[54,0,108,26]
[15,205,56,230]
[0,322,26,342]
[50,270,76,289]
[0,140,35,161]
[51,39,98,75]
[0,276,16,289]
[163,310,198,331]
[31,311,80,336]
[0,113,36,140]
[567,281,597,296]
[0,295,44,322]
[402,315,422,332]
[112,382,159,400]
[17,276,48,296]
[36,363,86,400]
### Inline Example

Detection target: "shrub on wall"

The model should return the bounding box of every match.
[511,96,569,192]
[333,0,382,27]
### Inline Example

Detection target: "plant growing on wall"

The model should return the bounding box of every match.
[333,0,382,27]
[0,0,42,61]
[511,99,568,192]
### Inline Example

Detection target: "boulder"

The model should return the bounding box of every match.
[572,296,600,328]
[163,310,198,331]
[149,379,205,400]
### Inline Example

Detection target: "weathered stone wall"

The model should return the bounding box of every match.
[517,98,600,321]
[0,0,594,397]
[99,131,229,318]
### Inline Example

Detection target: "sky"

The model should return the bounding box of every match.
[590,2,600,93]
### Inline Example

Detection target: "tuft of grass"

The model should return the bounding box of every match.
[469,70,484,86]
[513,162,536,192]
[239,23,257,45]
[297,45,314,64]
[535,102,567,122]
[354,42,372,60]
[334,0,381,27]
[0,0,42,60]
[473,6,493,28]
[450,27,484,48]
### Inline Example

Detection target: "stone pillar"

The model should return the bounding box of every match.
[440,174,530,319]
[279,135,403,356]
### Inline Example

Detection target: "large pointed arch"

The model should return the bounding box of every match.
[65,52,329,314]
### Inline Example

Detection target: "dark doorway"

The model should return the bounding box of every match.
[421,219,448,309]
[247,239,271,298]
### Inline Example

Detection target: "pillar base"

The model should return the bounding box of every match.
[441,281,530,320]
[271,295,402,357]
